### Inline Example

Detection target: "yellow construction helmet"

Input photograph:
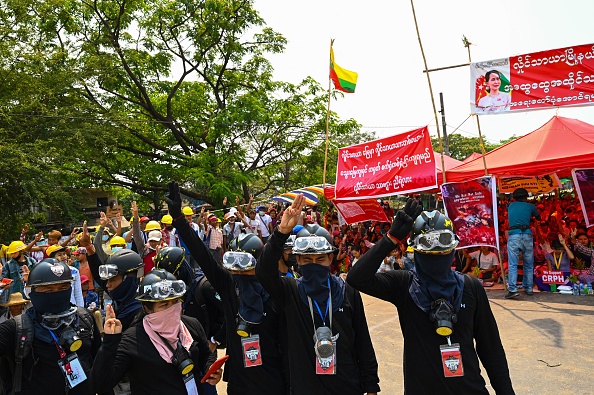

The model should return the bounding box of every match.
[109,236,126,247]
[7,241,27,255]
[144,221,161,232]
[161,214,173,225]
[182,207,194,216]
[46,244,66,257]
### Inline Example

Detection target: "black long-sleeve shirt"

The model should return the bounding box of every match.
[347,237,515,395]
[0,310,101,395]
[256,229,380,395]
[90,315,214,394]
[173,216,285,395]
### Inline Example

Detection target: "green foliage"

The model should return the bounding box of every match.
[432,134,506,161]
[0,0,373,235]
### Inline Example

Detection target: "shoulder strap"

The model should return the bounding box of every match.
[76,307,95,340]
[13,314,33,394]
[194,277,208,309]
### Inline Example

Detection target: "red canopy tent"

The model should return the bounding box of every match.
[462,152,482,164]
[445,116,594,183]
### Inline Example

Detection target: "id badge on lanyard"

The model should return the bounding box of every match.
[57,353,88,389]
[440,341,464,378]
[183,373,199,395]
[241,334,263,367]
[315,342,336,375]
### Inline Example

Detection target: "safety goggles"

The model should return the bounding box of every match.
[292,236,334,254]
[40,307,78,331]
[98,264,119,280]
[142,280,186,300]
[412,230,458,252]
[222,251,257,271]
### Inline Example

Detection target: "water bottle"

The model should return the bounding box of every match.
[585,282,590,296]
[589,282,593,295]
[580,283,585,296]
[573,282,579,296]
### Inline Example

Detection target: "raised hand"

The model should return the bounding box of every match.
[131,201,139,218]
[166,181,182,219]
[389,198,423,241]
[104,304,122,335]
[222,197,228,206]
[278,194,305,234]
[78,221,91,247]
[99,211,109,228]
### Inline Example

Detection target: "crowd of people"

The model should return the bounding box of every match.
[2,182,589,394]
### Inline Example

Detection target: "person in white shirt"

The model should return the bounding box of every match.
[255,205,272,243]
[464,246,500,282]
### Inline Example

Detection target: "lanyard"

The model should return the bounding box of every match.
[48,329,73,375]
[308,279,332,328]
[554,252,563,270]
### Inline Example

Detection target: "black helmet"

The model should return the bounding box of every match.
[228,233,264,259]
[409,210,459,254]
[154,247,186,275]
[27,258,73,288]
[105,249,144,275]
[513,188,529,200]
[137,269,186,302]
[283,235,296,250]
[293,224,335,255]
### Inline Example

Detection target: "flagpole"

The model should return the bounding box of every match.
[323,38,333,188]
[464,38,489,176]
[410,0,447,183]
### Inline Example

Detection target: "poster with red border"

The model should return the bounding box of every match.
[572,168,594,228]
[335,126,437,200]
[441,176,499,250]
[470,43,594,115]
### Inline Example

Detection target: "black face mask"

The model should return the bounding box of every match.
[29,288,72,315]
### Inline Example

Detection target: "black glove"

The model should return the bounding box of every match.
[389,198,423,241]
[166,181,182,219]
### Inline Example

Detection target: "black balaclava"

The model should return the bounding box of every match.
[409,251,465,313]
[297,263,345,313]
[109,275,141,319]
[232,274,269,324]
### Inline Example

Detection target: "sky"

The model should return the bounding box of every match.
[253,0,594,145]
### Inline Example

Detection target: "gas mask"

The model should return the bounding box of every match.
[170,342,194,376]
[429,299,457,337]
[58,326,83,353]
[39,307,82,353]
[313,326,337,359]
[236,316,252,338]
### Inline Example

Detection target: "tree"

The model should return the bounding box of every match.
[432,134,503,161]
[0,0,371,226]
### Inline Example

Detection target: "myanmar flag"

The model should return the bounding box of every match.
[330,46,358,93]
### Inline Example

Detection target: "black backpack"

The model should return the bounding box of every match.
[1,307,94,395]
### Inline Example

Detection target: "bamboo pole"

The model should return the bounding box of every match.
[322,39,333,188]
[410,0,447,183]
[465,40,489,176]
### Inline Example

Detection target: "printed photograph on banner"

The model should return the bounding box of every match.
[470,43,594,115]
[441,176,499,250]
[498,174,561,194]
[471,58,512,114]
[335,126,437,200]
[572,168,594,227]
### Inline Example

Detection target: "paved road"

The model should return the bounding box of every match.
[216,290,594,394]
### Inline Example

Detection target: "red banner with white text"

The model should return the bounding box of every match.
[441,176,499,250]
[333,199,389,225]
[335,127,437,200]
[470,43,594,114]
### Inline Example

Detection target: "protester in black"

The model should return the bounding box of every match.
[256,194,380,395]
[0,259,101,395]
[91,269,220,394]
[167,181,285,395]
[347,201,515,394]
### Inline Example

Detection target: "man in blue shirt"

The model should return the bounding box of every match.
[506,188,541,298]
